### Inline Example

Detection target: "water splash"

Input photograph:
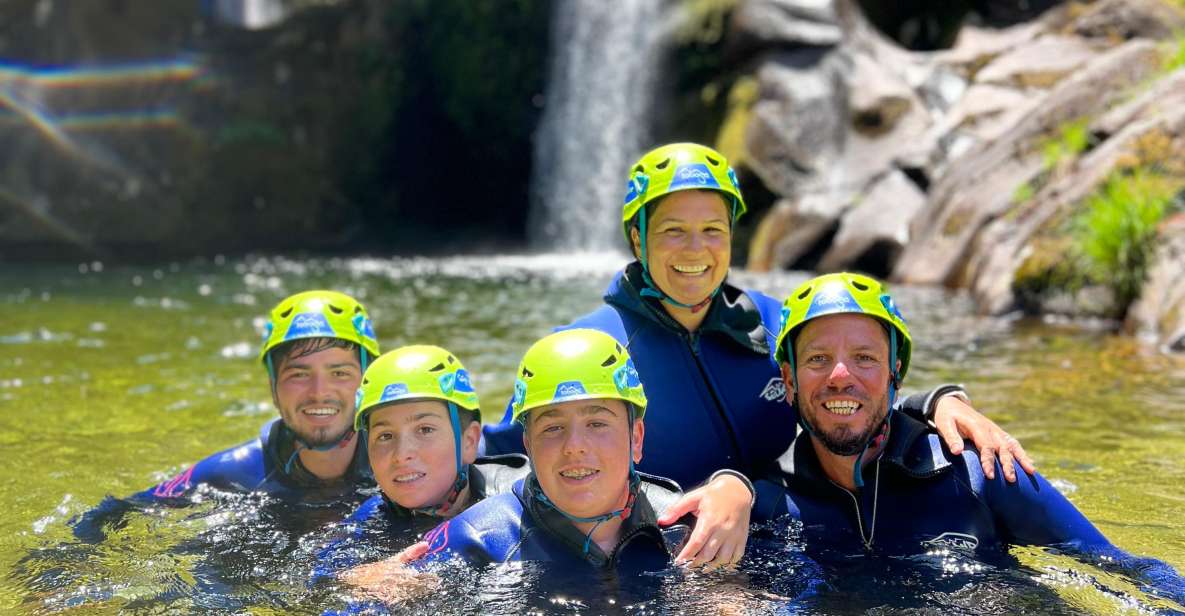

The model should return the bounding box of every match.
[529,0,671,253]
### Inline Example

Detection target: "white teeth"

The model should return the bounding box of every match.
[560,468,597,479]
[672,264,708,274]
[303,407,338,416]
[394,472,424,483]
[824,400,859,416]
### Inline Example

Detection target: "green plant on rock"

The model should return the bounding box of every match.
[1072,168,1182,311]
[1164,32,1185,73]
[1041,118,1091,172]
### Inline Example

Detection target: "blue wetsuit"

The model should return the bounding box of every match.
[753,412,1185,603]
[418,472,686,571]
[72,418,373,542]
[483,262,942,489]
[310,454,529,583]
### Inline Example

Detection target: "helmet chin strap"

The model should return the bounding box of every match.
[414,401,469,516]
[527,406,641,555]
[635,200,738,314]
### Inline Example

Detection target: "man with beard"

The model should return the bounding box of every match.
[72,290,380,541]
[750,273,1184,601]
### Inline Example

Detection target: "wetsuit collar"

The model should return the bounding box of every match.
[608,262,770,355]
[379,454,531,518]
[773,413,953,488]
[518,472,670,569]
[266,420,372,488]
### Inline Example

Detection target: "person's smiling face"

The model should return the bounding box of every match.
[788,313,896,456]
[632,190,731,306]
[523,398,643,519]
[274,344,361,447]
[366,399,479,510]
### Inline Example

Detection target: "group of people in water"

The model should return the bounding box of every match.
[73,143,1184,608]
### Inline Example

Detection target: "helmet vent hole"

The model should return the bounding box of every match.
[600,355,618,368]
[328,304,344,314]
[361,378,369,385]
[633,164,644,174]
[521,367,534,378]
[279,307,293,318]
[706,155,720,166]
[796,286,812,300]
[447,355,456,364]
[615,343,623,353]
[852,280,870,291]
[354,305,362,314]
[655,158,670,170]
[429,362,447,372]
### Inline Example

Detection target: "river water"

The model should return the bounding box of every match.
[1,255,1183,614]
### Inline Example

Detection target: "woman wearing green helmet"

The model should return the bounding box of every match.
[483,143,1035,568]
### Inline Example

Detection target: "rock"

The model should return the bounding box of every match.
[816,169,926,273]
[1126,214,1185,353]
[1094,68,1185,139]
[975,34,1100,89]
[934,83,1034,142]
[745,47,849,200]
[746,197,838,271]
[848,51,916,137]
[932,22,1044,72]
[894,39,1163,287]
[728,0,843,52]
[1071,0,1185,42]
[966,101,1185,315]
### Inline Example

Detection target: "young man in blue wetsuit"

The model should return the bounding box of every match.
[753,273,1184,601]
[73,290,382,541]
[312,344,529,581]
[416,329,708,571]
[482,143,1037,568]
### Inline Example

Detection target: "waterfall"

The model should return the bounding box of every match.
[529,0,670,253]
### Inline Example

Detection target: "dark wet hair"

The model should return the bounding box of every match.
[270,337,360,372]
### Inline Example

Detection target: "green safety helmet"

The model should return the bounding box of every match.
[774,272,912,382]
[258,290,380,369]
[511,329,647,424]
[353,345,480,432]
[621,142,747,244]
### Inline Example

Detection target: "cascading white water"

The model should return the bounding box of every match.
[529,0,669,253]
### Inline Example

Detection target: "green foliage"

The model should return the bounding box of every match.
[1072,169,1181,309]
[1164,33,1185,73]
[1041,118,1091,171]
[1012,181,1035,204]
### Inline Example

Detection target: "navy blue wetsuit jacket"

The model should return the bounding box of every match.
[483,262,940,489]
[310,454,529,583]
[72,418,373,542]
[417,472,685,572]
[753,412,1185,602]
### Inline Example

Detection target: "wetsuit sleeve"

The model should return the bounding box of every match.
[70,441,264,543]
[309,495,384,585]
[894,385,967,423]
[978,455,1185,603]
[413,517,494,568]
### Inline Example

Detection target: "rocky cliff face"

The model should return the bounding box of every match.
[733,0,1185,352]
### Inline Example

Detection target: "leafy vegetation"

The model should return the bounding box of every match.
[1041,118,1091,171]
[1071,169,1182,311]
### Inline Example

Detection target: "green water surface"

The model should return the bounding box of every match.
[1,255,1182,614]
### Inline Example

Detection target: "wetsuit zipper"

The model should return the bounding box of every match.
[683,330,745,471]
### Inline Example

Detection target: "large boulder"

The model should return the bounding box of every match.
[974,34,1101,89]
[966,102,1185,315]
[893,39,1163,287]
[728,0,843,53]
[1126,214,1185,353]
[1071,0,1185,42]
[816,169,926,274]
